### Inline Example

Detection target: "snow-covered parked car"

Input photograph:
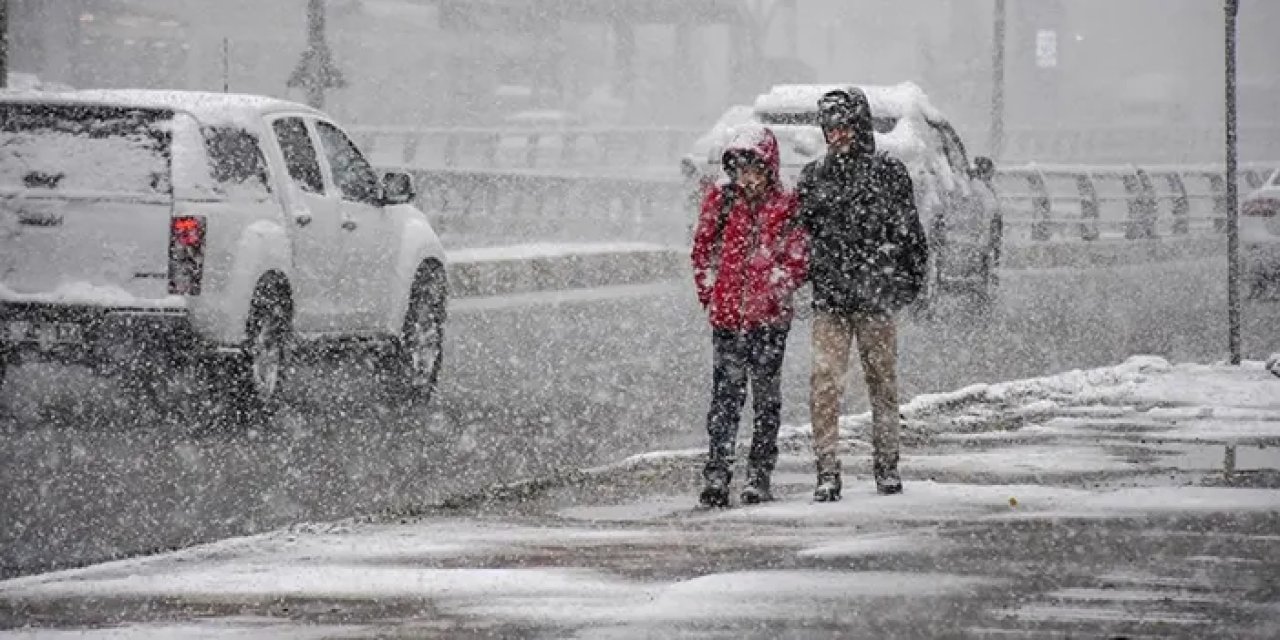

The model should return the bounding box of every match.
[681,83,1003,306]
[0,90,449,416]
[1242,168,1280,299]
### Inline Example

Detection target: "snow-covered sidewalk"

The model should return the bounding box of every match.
[2,357,1278,639]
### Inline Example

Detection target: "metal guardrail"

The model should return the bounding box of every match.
[356,124,1280,173]
[401,162,1277,250]
[993,163,1277,244]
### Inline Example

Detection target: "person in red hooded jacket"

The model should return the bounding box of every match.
[690,125,808,507]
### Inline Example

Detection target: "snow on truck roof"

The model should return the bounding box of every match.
[753,82,944,123]
[0,90,320,127]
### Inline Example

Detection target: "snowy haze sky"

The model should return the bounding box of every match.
[8,0,1278,139]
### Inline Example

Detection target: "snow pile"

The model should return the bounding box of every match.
[1114,359,1279,410]
[780,355,1174,444]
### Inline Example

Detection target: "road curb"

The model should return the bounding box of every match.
[1001,236,1225,270]
[446,236,1233,299]
[446,248,686,298]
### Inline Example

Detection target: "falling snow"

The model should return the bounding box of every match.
[1,1,1280,638]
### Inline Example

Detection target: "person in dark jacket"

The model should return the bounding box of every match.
[795,88,928,501]
[690,125,808,507]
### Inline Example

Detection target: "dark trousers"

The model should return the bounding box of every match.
[705,324,791,476]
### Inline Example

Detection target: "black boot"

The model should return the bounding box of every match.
[813,470,842,502]
[700,464,732,508]
[740,466,774,504]
[875,457,903,495]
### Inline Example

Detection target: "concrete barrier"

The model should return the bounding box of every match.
[445,235,1240,300]
[445,244,686,299]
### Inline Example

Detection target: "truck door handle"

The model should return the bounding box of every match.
[341,220,357,231]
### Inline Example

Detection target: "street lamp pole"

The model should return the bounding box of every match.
[1225,0,1241,365]
[0,0,9,88]
[991,0,1007,160]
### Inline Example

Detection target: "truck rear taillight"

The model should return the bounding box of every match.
[169,215,205,295]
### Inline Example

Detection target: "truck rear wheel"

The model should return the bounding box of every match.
[210,284,292,426]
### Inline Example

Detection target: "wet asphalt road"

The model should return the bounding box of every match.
[1,255,1278,578]
[2,407,1278,638]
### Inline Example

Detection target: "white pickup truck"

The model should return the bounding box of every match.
[0,90,449,418]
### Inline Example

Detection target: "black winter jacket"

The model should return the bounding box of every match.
[796,149,929,314]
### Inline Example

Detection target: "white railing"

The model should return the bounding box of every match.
[356,124,1280,174]
[397,162,1277,249]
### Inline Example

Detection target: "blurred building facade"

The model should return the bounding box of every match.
[7,0,1279,153]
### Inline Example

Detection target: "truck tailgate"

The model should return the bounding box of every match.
[0,101,177,306]
[0,194,172,304]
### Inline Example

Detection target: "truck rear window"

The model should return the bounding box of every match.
[0,103,173,196]
[202,126,271,198]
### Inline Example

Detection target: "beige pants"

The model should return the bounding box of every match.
[810,310,901,473]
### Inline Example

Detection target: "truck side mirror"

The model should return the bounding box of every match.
[381,171,417,206]
[973,156,996,182]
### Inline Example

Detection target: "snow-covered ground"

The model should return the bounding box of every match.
[2,356,1278,638]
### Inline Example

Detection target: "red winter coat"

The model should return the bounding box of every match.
[691,127,808,331]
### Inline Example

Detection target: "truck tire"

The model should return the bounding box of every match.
[0,345,11,400]
[216,284,292,425]
[381,265,446,407]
